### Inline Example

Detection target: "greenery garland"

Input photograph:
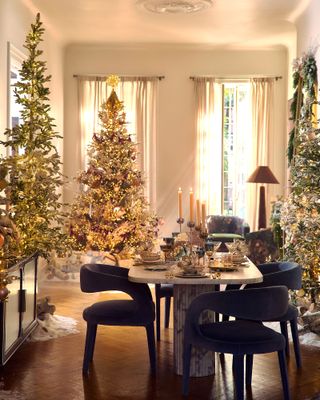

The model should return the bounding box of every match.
[287,52,318,164]
[281,50,320,304]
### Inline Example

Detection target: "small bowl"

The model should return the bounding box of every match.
[232,254,246,263]
[140,251,161,262]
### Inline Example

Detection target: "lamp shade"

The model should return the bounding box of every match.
[247,166,279,184]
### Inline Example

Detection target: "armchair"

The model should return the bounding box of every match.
[206,215,250,251]
[244,261,302,368]
[182,286,290,400]
[80,264,156,374]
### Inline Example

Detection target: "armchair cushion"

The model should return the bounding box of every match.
[208,233,244,242]
[83,300,154,326]
[245,228,279,265]
[206,215,249,237]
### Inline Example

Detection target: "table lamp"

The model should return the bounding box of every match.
[247,165,279,230]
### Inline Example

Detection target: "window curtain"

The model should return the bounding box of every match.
[194,78,223,215]
[247,78,274,231]
[77,76,158,207]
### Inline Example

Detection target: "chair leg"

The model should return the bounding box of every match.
[290,317,302,368]
[165,296,171,328]
[280,321,290,357]
[182,343,192,396]
[83,323,97,374]
[233,355,245,400]
[155,284,161,341]
[278,350,291,400]
[214,284,220,322]
[146,323,156,374]
[245,354,253,387]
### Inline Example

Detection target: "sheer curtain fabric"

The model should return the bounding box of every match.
[248,78,274,231]
[194,77,222,215]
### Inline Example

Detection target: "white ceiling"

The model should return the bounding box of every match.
[25,0,311,48]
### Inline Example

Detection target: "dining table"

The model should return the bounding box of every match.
[128,256,263,377]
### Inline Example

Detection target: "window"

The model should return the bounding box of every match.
[222,83,250,218]
[195,78,251,220]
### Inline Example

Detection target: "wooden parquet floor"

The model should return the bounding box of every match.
[0,281,320,400]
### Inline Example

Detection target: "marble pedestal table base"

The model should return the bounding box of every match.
[174,284,215,377]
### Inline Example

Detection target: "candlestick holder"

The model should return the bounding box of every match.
[187,221,195,253]
[195,224,201,232]
[199,227,208,240]
[176,217,185,233]
[187,221,195,229]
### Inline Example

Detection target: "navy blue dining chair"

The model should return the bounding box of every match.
[80,264,156,374]
[183,286,290,400]
[244,261,302,368]
[155,283,173,341]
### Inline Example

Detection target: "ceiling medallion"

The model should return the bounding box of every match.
[137,0,214,14]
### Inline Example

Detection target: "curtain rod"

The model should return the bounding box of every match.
[73,74,165,80]
[189,75,282,81]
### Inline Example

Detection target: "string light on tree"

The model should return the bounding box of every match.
[70,75,158,258]
[0,13,69,261]
[281,50,320,304]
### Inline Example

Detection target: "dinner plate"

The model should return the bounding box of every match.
[175,272,208,279]
[232,258,247,264]
[144,266,167,271]
[237,262,250,267]
[142,259,163,264]
[209,266,237,272]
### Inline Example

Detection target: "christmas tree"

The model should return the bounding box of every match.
[70,75,158,258]
[0,13,69,261]
[281,51,320,304]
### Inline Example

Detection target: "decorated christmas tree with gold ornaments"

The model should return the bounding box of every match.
[70,75,158,259]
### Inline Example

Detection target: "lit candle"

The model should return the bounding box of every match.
[189,188,194,222]
[196,199,200,226]
[178,188,182,219]
[201,202,206,227]
[89,203,92,218]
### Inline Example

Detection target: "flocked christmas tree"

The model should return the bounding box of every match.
[0,13,69,261]
[281,51,320,304]
[70,75,158,258]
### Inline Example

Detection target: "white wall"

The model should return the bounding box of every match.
[296,0,320,76]
[64,45,288,236]
[0,0,64,161]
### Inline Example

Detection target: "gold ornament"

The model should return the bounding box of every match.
[106,74,120,88]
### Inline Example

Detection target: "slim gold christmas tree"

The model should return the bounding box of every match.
[70,75,158,257]
[0,14,69,261]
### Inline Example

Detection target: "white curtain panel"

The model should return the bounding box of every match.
[194,78,222,215]
[248,78,274,231]
[77,76,158,207]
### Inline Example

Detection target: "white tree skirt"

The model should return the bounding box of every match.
[264,321,320,348]
[29,314,79,342]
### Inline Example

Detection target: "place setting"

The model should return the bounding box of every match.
[134,251,167,271]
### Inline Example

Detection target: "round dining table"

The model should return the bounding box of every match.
[128,257,263,377]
